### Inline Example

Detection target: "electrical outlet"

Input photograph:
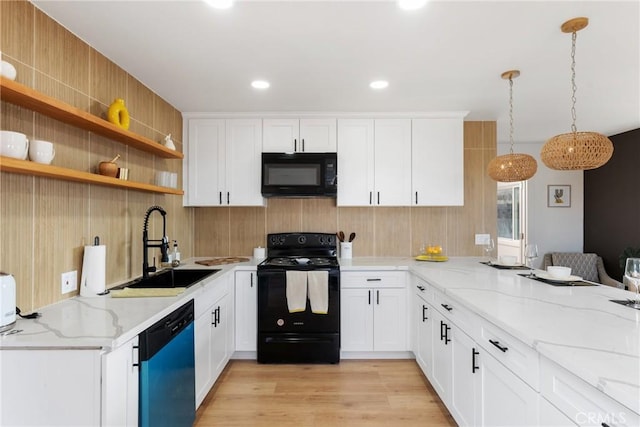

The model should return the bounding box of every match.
[475,234,491,245]
[61,270,77,294]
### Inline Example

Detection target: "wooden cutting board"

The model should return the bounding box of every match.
[195,257,251,266]
[110,287,186,298]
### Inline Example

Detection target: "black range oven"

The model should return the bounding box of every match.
[257,232,340,363]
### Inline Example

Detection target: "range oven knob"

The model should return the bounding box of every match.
[298,235,306,245]
[277,319,284,327]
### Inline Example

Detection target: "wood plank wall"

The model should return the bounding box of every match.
[194,121,497,258]
[0,0,192,311]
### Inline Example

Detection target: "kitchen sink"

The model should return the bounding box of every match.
[112,269,220,290]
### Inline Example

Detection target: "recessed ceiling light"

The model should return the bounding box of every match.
[370,80,389,90]
[397,0,428,11]
[251,80,270,89]
[203,0,234,10]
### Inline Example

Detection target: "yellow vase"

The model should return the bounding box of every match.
[107,98,130,130]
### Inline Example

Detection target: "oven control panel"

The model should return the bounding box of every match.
[267,233,336,248]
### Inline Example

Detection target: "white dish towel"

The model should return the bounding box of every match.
[308,271,329,314]
[286,271,307,313]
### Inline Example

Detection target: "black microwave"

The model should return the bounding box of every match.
[261,152,337,198]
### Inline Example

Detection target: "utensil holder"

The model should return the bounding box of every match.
[340,242,352,259]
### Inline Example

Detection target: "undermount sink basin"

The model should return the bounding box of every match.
[112,269,220,290]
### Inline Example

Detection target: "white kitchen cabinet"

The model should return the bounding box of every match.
[263,118,336,152]
[340,271,408,352]
[102,336,139,427]
[430,307,453,402]
[450,323,477,426]
[413,282,433,374]
[184,118,264,206]
[194,275,233,407]
[411,118,464,206]
[234,270,257,352]
[0,349,102,426]
[337,119,411,206]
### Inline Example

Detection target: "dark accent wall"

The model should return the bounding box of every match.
[584,128,640,281]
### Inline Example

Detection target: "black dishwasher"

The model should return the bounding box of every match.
[139,299,195,427]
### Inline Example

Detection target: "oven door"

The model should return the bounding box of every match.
[257,267,340,334]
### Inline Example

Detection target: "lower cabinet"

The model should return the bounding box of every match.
[234,270,257,352]
[102,336,139,426]
[195,274,233,407]
[341,277,408,352]
[413,285,433,373]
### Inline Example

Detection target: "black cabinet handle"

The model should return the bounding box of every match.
[489,339,508,352]
[219,191,222,205]
[376,290,380,305]
[302,139,305,152]
[368,290,371,305]
[602,423,611,427]
[377,191,380,205]
[417,285,425,291]
[415,191,418,204]
[444,324,451,344]
[211,309,217,326]
[227,192,230,204]
[294,139,297,152]
[441,303,453,312]
[472,348,479,373]
[440,321,446,341]
[422,305,428,321]
[132,345,139,367]
[369,191,372,205]
[250,272,253,288]
[366,278,382,282]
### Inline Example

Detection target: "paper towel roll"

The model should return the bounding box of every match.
[80,245,106,297]
[253,247,266,261]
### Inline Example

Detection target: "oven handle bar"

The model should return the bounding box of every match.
[265,336,335,344]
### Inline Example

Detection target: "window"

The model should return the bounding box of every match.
[497,185,521,240]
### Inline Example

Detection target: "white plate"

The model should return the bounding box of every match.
[536,272,582,282]
[491,261,525,267]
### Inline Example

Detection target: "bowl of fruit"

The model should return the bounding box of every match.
[416,245,448,262]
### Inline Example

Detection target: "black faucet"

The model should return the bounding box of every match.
[142,205,169,278]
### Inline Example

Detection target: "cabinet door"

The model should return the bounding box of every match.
[412,118,464,206]
[263,118,299,152]
[374,119,412,206]
[373,288,407,351]
[235,271,257,352]
[431,309,452,405]
[185,119,226,206]
[300,118,337,152]
[102,337,139,427]
[340,288,374,351]
[226,119,264,206]
[477,349,538,426]
[450,325,477,427]
[210,294,228,381]
[337,119,375,206]
[195,307,214,407]
[414,296,433,377]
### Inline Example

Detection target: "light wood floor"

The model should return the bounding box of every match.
[194,359,456,427]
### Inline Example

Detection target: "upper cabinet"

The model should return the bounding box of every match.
[337,119,411,206]
[183,118,264,207]
[411,118,464,206]
[263,118,336,152]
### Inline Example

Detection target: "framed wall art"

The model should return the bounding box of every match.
[548,185,571,207]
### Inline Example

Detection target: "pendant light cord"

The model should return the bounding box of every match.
[570,31,578,134]
[508,76,514,154]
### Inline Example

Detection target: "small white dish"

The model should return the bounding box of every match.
[536,272,582,282]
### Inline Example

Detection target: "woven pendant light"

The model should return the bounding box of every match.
[541,17,613,170]
[488,70,538,182]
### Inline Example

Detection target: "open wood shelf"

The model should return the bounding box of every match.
[0,77,183,159]
[0,156,184,195]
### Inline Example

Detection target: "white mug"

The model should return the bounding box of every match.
[0,130,29,160]
[28,139,55,164]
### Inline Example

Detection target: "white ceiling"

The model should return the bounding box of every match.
[32,0,640,145]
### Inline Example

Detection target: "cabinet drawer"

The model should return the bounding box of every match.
[479,318,539,390]
[540,357,639,427]
[341,271,406,288]
[433,290,478,338]
[195,278,228,317]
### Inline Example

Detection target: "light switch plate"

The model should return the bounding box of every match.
[475,234,491,245]
[61,270,77,294]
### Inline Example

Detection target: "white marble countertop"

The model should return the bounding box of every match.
[0,258,259,350]
[2,256,638,415]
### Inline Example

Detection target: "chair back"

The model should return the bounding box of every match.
[549,253,599,282]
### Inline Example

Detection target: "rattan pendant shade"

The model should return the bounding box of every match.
[488,70,537,182]
[541,17,613,170]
